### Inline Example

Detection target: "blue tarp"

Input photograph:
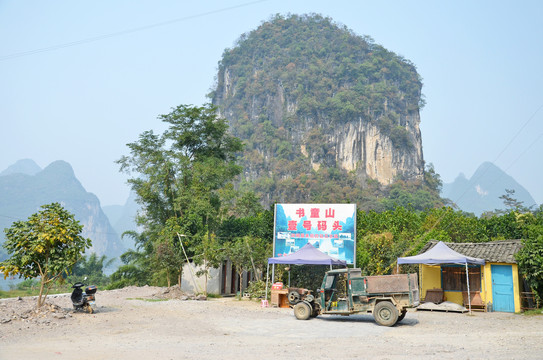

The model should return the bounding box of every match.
[268,242,347,266]
[397,241,485,265]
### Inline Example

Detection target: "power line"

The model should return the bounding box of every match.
[0,0,269,62]
[391,101,543,269]
[449,101,543,207]
[491,102,543,166]
[0,214,22,221]
[0,213,124,237]
[503,132,543,176]
[482,131,543,208]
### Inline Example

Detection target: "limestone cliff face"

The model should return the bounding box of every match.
[216,70,424,186]
[212,14,425,204]
[75,194,125,258]
[335,116,424,185]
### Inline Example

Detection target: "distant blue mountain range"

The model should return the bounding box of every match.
[0,159,139,290]
[442,162,537,216]
[0,159,126,260]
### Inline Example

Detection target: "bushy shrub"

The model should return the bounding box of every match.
[246,280,268,299]
[517,235,543,308]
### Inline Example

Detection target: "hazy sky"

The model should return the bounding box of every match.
[1,1,542,206]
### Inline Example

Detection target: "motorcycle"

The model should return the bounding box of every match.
[71,277,97,314]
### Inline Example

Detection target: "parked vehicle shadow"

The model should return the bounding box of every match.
[65,306,120,314]
[317,314,419,326]
[395,317,419,326]
[92,306,120,313]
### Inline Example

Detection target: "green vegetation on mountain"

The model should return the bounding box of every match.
[212,14,428,207]
[214,13,423,136]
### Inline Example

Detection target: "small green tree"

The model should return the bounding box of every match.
[194,233,225,295]
[70,253,113,287]
[243,236,271,281]
[225,236,271,298]
[152,240,181,287]
[108,230,153,289]
[226,238,251,298]
[500,189,526,212]
[0,203,92,307]
[516,235,543,308]
[358,232,395,275]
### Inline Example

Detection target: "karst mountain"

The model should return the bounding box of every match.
[211,14,425,206]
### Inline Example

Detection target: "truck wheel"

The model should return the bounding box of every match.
[398,310,407,322]
[373,301,398,327]
[288,290,300,305]
[294,302,311,320]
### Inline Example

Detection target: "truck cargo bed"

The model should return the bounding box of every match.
[366,274,418,294]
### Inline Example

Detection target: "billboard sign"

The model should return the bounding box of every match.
[273,203,356,265]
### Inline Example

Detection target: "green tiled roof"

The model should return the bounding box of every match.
[420,240,522,264]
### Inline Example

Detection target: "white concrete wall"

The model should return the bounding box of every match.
[180,260,257,295]
[180,262,222,294]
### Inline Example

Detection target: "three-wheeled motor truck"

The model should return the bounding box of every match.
[290,268,420,326]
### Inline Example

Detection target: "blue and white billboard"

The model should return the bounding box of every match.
[273,203,356,265]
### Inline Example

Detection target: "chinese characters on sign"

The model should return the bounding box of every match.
[289,206,342,232]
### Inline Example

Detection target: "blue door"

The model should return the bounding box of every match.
[491,265,515,312]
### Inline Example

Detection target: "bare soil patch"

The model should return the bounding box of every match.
[1,286,542,359]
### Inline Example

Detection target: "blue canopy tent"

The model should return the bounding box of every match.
[397,241,485,313]
[266,243,347,301]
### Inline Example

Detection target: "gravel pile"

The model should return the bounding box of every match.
[0,285,206,327]
[152,285,207,300]
[0,296,72,325]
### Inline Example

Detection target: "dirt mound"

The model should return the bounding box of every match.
[152,286,207,300]
[0,297,72,325]
[0,285,207,327]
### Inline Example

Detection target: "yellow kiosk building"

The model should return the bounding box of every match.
[401,240,523,313]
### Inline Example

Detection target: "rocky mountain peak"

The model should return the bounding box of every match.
[0,159,41,177]
[211,14,425,205]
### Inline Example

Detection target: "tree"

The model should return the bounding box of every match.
[242,235,271,280]
[108,230,153,289]
[194,233,225,295]
[225,235,271,298]
[358,232,395,275]
[226,237,253,298]
[516,235,543,307]
[233,191,264,218]
[226,238,246,297]
[152,240,182,287]
[0,203,91,307]
[115,104,244,287]
[70,253,113,287]
[496,188,531,214]
[380,164,447,211]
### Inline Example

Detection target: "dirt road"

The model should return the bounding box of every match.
[1,286,542,359]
